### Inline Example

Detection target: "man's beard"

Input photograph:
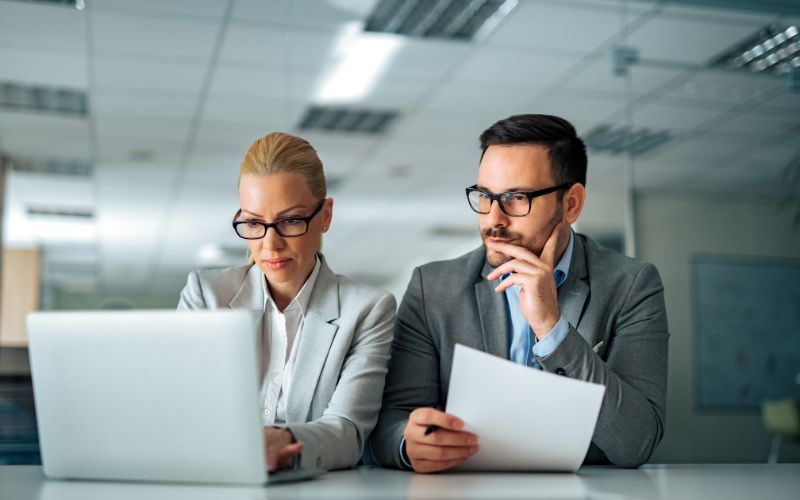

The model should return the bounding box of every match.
[481,226,522,268]
[481,205,563,268]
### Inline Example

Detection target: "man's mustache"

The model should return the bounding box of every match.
[482,227,519,240]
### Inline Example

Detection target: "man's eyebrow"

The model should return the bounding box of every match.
[475,185,536,192]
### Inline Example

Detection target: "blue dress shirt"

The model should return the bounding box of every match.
[503,230,574,369]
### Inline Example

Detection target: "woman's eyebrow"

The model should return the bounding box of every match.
[240,209,263,218]
[240,205,308,219]
[276,204,308,217]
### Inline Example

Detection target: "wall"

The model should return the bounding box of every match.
[0,248,40,347]
[637,191,800,463]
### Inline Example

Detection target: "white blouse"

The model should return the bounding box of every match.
[258,257,321,425]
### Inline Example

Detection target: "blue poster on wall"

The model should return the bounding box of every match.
[692,254,800,410]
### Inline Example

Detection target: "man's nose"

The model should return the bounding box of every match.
[485,199,509,227]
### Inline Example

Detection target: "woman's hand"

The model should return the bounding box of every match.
[264,427,303,471]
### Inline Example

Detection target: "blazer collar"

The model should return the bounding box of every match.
[285,253,340,422]
[229,264,265,312]
[558,233,590,329]
[302,253,339,322]
[475,251,510,359]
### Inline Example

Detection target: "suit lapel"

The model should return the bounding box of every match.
[229,264,265,312]
[475,260,510,359]
[286,255,339,422]
[558,234,590,329]
[228,265,266,381]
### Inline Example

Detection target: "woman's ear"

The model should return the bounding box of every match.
[322,197,334,232]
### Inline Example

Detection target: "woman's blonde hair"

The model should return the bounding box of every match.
[239,132,326,199]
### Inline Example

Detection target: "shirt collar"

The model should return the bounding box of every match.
[553,229,574,288]
[261,255,322,316]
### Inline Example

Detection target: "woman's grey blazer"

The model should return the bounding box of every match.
[177,253,396,471]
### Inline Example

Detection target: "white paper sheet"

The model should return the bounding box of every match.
[445,344,606,472]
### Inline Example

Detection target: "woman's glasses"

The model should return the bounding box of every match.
[232,200,326,239]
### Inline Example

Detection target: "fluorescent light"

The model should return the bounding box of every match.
[315,24,402,104]
[364,0,517,41]
[712,24,800,76]
[298,106,399,134]
[0,81,89,117]
[583,124,672,157]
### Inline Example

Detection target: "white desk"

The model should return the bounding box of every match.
[1,464,798,499]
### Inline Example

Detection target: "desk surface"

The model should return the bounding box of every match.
[2,464,798,500]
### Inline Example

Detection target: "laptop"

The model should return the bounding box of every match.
[27,309,324,485]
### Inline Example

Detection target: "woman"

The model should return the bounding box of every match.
[178,132,396,471]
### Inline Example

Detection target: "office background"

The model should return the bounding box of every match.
[0,0,798,465]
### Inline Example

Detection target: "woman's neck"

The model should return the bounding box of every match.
[266,261,316,312]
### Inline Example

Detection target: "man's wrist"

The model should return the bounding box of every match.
[533,314,560,340]
[532,316,569,358]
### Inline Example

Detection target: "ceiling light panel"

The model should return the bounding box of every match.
[298,106,399,135]
[3,0,83,7]
[0,81,88,117]
[583,124,673,157]
[365,0,517,41]
[6,156,92,177]
[711,24,800,75]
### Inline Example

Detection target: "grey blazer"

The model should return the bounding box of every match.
[177,254,396,471]
[369,233,669,469]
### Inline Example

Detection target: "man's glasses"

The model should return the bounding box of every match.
[465,184,572,217]
[232,200,326,239]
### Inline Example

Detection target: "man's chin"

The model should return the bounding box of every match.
[485,249,512,268]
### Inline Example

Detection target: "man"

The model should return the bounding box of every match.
[369,114,668,472]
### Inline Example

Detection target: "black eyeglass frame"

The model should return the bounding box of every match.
[465,183,573,217]
[232,199,326,239]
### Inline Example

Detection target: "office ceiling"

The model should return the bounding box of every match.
[0,0,798,303]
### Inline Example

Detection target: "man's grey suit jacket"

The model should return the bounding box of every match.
[178,253,396,471]
[369,233,669,469]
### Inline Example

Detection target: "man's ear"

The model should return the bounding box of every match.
[563,183,586,224]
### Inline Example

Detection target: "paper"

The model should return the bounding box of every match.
[445,344,605,472]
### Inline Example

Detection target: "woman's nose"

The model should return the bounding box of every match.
[261,226,285,250]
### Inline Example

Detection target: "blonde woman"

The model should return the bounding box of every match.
[178,132,396,471]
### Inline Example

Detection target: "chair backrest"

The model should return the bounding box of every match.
[761,399,800,438]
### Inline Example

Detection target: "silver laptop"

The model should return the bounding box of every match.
[27,309,324,485]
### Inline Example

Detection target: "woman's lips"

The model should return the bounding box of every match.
[263,258,292,270]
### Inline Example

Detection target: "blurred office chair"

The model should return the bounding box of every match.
[761,398,800,464]
[0,397,41,464]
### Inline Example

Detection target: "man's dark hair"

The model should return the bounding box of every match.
[479,114,587,186]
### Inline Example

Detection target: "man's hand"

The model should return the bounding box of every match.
[264,427,303,472]
[403,407,478,473]
[486,222,563,339]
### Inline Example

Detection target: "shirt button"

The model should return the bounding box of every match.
[264,408,272,416]
[272,371,280,380]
